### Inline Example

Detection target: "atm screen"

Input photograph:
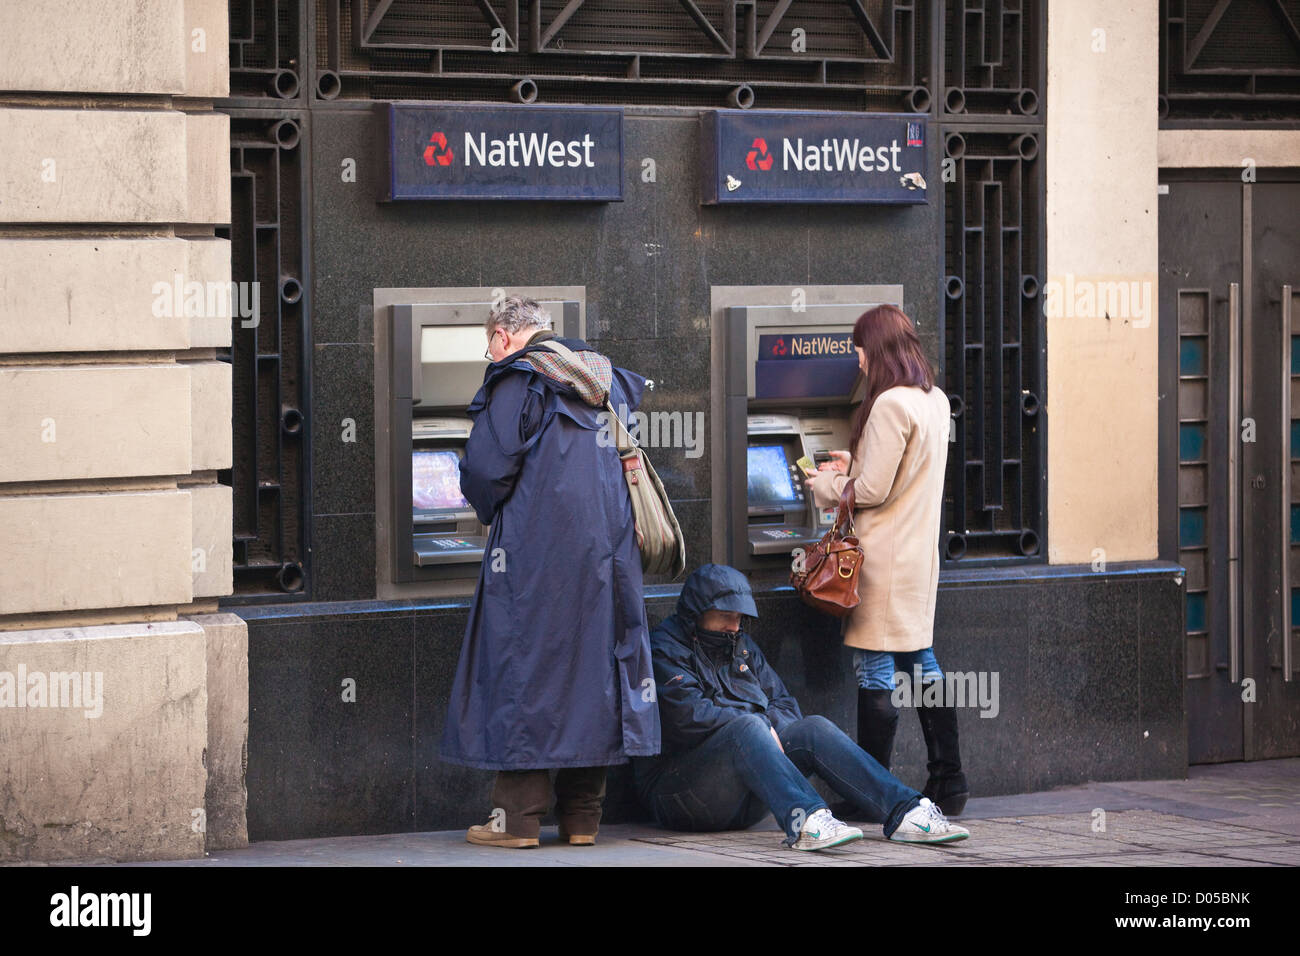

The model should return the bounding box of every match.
[747,444,798,504]
[420,326,489,364]
[412,449,470,511]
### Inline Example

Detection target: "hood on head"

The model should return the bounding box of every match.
[674,564,758,632]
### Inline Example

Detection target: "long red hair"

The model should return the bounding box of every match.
[849,304,936,442]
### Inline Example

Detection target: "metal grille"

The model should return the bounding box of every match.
[230,0,308,101]
[216,112,313,600]
[943,0,1042,118]
[941,126,1046,564]
[938,2,1046,564]
[1161,0,1300,123]
[316,0,933,109]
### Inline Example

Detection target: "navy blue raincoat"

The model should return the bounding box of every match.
[439,335,661,770]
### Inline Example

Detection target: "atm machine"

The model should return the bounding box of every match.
[387,297,583,583]
[717,295,901,572]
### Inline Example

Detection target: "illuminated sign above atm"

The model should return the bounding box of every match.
[755,332,860,399]
[385,104,624,201]
[700,110,928,205]
[758,332,854,359]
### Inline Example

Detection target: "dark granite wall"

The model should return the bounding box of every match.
[242,563,1184,841]
[308,104,941,601]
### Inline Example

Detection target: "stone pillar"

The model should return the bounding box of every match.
[1045,1,1160,564]
[0,0,245,861]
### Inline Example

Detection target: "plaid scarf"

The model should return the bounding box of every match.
[522,346,613,408]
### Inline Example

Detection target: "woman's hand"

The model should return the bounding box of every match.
[804,450,850,488]
[818,450,851,474]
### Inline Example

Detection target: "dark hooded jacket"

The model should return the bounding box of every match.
[635,565,803,788]
[439,332,661,770]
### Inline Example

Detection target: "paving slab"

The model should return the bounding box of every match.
[38,757,1300,867]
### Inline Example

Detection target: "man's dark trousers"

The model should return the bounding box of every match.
[492,767,607,839]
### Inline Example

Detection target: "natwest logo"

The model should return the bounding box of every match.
[792,334,853,356]
[760,332,854,360]
[746,137,773,171]
[464,131,596,168]
[782,137,901,173]
[423,131,454,167]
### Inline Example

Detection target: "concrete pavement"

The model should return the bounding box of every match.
[106,757,1300,867]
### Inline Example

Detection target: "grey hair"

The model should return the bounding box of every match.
[487,296,553,335]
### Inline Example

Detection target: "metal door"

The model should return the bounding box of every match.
[1159,175,1300,763]
[1247,182,1300,759]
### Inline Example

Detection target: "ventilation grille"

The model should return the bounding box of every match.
[1161,0,1300,123]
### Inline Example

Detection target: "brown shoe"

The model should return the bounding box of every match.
[466,822,539,848]
[556,825,597,846]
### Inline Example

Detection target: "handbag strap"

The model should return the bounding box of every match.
[833,480,856,536]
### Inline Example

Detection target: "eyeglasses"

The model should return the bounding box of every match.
[484,328,500,361]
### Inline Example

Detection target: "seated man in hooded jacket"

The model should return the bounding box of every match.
[634,564,969,851]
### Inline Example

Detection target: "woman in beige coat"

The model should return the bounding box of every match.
[804,304,968,816]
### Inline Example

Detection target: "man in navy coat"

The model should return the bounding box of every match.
[440,296,660,847]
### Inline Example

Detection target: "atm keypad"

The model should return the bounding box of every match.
[787,463,805,500]
[425,537,474,549]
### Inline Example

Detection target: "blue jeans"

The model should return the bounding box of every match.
[854,647,943,690]
[637,713,921,842]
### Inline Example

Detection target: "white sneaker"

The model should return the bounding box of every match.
[789,808,864,851]
[889,797,970,843]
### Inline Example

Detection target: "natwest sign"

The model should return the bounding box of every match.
[385,103,623,201]
[700,110,927,205]
[758,332,855,360]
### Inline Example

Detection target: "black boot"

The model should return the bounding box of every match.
[829,688,901,821]
[856,688,899,771]
[916,684,969,817]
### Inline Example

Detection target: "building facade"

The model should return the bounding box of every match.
[1,0,1297,859]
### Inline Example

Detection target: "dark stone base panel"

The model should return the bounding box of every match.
[242,563,1184,841]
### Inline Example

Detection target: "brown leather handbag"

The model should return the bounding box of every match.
[790,481,864,618]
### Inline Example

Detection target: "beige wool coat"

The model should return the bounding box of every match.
[808,384,950,652]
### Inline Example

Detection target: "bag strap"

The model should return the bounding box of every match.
[834,480,856,536]
[534,339,639,455]
[534,337,587,370]
[603,399,639,455]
